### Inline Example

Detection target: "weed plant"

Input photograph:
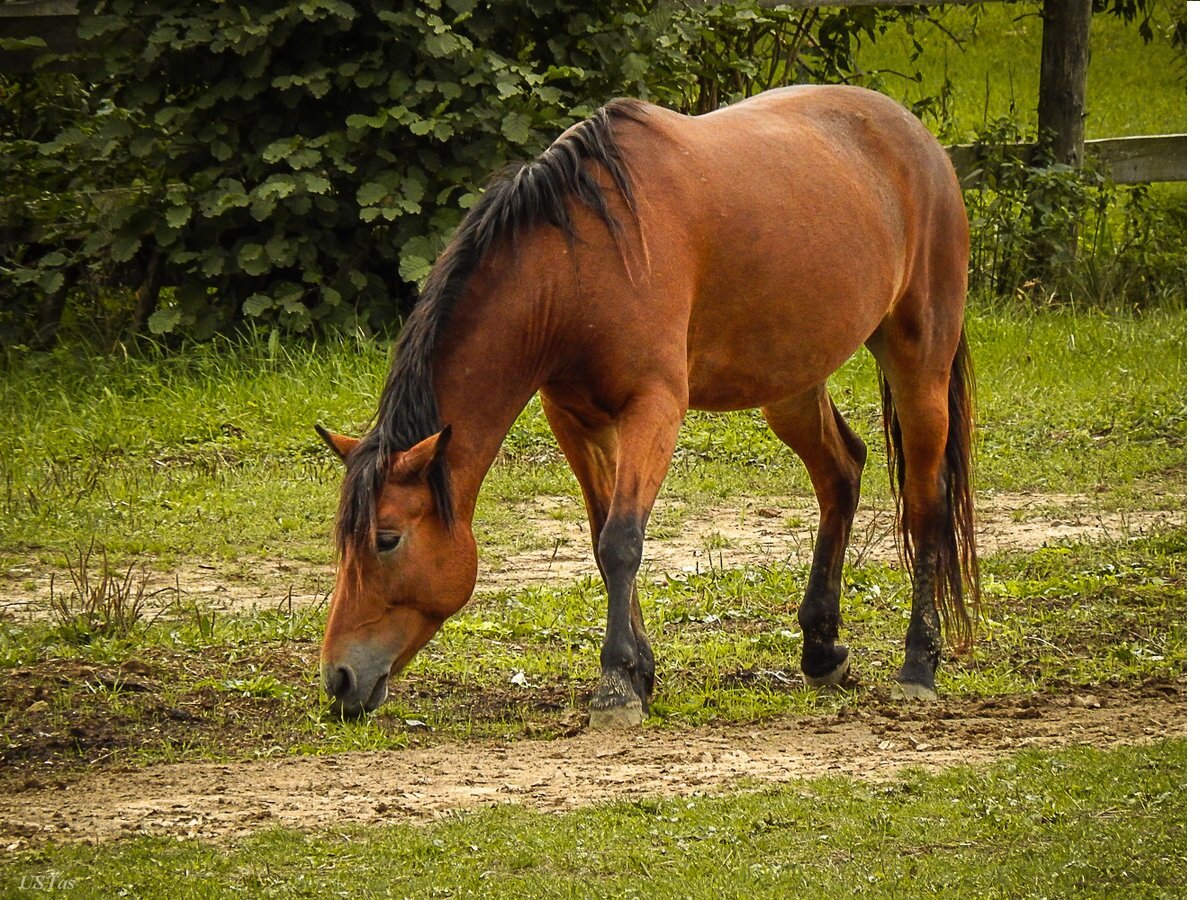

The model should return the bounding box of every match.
[48,540,151,645]
[961,117,1185,307]
[855,2,1186,311]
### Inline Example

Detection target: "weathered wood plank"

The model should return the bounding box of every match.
[0,1,77,17]
[948,134,1186,186]
[0,0,84,71]
[1088,134,1186,184]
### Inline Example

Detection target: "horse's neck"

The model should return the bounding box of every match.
[433,270,552,522]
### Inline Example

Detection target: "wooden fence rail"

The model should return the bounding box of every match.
[947,134,1187,186]
[0,0,80,71]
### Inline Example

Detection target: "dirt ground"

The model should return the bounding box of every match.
[486,490,1183,593]
[0,490,1184,849]
[0,679,1183,848]
[0,491,1182,618]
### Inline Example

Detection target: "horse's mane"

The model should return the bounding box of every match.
[336,98,646,558]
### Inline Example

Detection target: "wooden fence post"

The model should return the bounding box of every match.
[1032,0,1093,282]
[1037,0,1092,167]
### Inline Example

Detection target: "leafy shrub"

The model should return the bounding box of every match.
[963,117,1185,308]
[67,0,670,339]
[3,1,1179,343]
[0,70,150,348]
[1,0,916,344]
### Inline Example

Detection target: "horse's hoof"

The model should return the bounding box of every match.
[803,650,851,688]
[589,700,646,729]
[891,681,938,702]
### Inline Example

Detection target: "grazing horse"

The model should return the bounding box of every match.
[316,85,978,725]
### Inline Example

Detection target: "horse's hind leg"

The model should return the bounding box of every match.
[542,388,683,728]
[764,386,867,687]
[871,307,976,701]
[876,371,950,699]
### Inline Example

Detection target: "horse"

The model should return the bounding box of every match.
[315,84,978,726]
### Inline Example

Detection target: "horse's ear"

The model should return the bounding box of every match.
[315,424,359,463]
[389,426,452,484]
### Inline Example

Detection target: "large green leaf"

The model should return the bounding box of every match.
[147,306,183,335]
[500,111,532,145]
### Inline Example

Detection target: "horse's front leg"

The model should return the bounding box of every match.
[584,389,684,729]
[763,387,867,687]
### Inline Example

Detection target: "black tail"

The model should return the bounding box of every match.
[879,326,979,650]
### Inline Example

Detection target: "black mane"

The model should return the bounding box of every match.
[336,99,645,556]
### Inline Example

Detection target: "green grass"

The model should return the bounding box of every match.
[0,14,1186,892]
[1,526,1183,771]
[1,740,1183,897]
[855,2,1185,141]
[0,307,1184,773]
[0,306,1184,568]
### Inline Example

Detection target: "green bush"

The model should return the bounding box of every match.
[2,1,1179,344]
[49,0,668,339]
[964,117,1186,308]
[0,0,914,344]
[0,70,147,348]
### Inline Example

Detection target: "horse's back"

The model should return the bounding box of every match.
[635,85,956,204]
[612,87,967,411]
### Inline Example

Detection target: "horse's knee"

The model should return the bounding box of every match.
[597,515,643,579]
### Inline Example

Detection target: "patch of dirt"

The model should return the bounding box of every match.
[0,650,324,774]
[0,492,1180,619]
[0,556,332,620]
[480,491,1182,592]
[0,679,1182,848]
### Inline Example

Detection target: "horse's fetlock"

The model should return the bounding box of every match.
[600,634,641,676]
[798,596,840,641]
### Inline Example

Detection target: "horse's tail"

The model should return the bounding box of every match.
[879,325,979,650]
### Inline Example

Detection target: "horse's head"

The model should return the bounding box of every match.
[316,425,477,717]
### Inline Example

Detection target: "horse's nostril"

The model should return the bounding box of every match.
[323,663,357,700]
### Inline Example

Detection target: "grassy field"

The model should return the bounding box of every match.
[0,302,1186,771]
[0,526,1184,769]
[856,1,1185,140]
[0,306,1184,569]
[0,741,1183,897]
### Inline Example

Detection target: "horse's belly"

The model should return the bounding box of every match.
[673,166,902,411]
[683,277,893,411]
[685,331,858,411]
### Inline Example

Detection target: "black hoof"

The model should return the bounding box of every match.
[893,658,938,701]
[803,649,851,688]
[891,681,938,702]
[802,643,850,686]
[589,670,648,729]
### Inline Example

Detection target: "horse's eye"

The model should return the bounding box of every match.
[376,532,403,555]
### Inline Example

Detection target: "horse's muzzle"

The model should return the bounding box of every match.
[320,651,391,718]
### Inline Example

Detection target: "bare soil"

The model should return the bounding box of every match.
[486,491,1182,592]
[0,491,1182,618]
[0,679,1182,848]
[0,490,1183,850]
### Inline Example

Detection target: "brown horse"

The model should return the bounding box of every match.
[316,85,978,725]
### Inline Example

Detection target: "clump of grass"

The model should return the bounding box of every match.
[49,541,150,645]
